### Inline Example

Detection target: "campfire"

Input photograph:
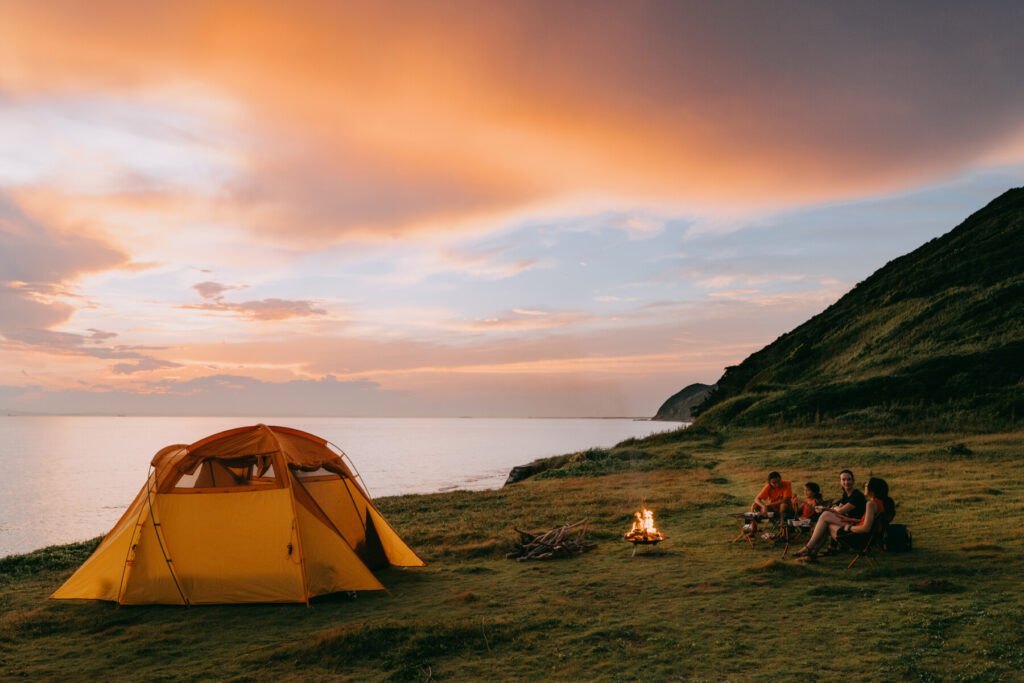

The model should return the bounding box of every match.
[624,505,665,544]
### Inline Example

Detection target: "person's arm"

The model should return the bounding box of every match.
[753,485,772,509]
[845,501,875,534]
[834,501,854,515]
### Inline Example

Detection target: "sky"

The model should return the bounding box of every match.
[1,1,1023,417]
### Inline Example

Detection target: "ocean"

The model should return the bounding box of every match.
[0,415,683,558]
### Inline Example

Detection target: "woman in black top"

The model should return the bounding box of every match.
[831,469,867,519]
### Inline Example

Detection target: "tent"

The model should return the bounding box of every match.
[51,424,424,605]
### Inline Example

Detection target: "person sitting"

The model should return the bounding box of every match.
[831,469,867,520]
[794,477,892,560]
[836,477,895,552]
[795,482,825,520]
[750,471,796,518]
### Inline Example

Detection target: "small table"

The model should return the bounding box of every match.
[729,512,782,547]
[780,517,814,558]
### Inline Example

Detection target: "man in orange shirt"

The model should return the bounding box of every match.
[750,471,796,518]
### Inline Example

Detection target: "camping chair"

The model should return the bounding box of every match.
[838,505,895,569]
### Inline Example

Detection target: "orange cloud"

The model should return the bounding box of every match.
[3,1,1023,245]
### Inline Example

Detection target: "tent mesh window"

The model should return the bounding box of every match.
[172,457,279,491]
[292,466,336,481]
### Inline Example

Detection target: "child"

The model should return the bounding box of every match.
[795,482,824,519]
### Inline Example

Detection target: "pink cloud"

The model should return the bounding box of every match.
[182,297,327,321]
[192,280,239,299]
[112,357,183,374]
[0,191,127,342]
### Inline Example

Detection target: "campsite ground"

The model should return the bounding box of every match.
[2,425,1023,681]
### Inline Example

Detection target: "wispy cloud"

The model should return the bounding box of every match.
[695,273,808,289]
[438,246,539,281]
[179,279,328,321]
[707,289,761,299]
[182,297,328,321]
[112,357,182,374]
[444,310,591,333]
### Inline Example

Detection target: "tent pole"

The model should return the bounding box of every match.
[144,464,190,607]
[341,476,370,535]
[327,439,373,499]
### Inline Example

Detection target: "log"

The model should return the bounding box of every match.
[506,519,593,561]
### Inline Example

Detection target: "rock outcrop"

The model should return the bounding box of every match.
[652,383,715,421]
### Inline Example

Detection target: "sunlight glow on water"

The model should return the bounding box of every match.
[0,416,682,557]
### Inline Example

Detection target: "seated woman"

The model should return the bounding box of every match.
[794,477,892,560]
[794,482,825,520]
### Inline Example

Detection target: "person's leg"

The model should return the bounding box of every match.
[764,501,788,539]
[800,512,840,553]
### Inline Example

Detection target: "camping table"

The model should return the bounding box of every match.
[729,512,780,547]
[780,518,814,558]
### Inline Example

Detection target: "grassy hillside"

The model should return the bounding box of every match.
[3,425,1023,680]
[691,188,1024,431]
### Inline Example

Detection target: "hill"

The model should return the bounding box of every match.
[652,382,715,421]
[690,187,1024,431]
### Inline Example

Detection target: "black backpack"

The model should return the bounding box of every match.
[884,523,912,552]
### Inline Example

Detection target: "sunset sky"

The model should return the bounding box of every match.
[2,1,1023,417]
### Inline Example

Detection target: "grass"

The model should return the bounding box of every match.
[2,425,1024,680]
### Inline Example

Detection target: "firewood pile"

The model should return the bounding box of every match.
[506,518,595,561]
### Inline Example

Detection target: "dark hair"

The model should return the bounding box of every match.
[840,469,854,479]
[804,482,822,500]
[768,471,781,480]
[866,477,895,521]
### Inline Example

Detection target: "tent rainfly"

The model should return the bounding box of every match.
[51,424,424,605]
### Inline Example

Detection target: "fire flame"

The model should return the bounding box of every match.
[624,506,664,542]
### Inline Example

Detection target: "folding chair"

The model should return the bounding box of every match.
[839,506,894,569]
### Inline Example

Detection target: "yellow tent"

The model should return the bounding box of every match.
[51,424,424,605]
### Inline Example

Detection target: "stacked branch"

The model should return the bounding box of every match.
[506,518,595,561]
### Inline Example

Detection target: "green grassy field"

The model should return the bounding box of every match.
[2,426,1023,681]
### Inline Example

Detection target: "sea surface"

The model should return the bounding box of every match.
[0,416,682,558]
